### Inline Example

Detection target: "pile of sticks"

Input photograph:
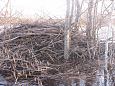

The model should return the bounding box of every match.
[0,22,98,85]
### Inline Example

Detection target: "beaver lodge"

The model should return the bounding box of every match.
[0,0,115,86]
[0,18,113,86]
[0,20,98,86]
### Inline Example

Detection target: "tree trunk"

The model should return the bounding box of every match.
[104,41,109,86]
[86,0,93,41]
[64,0,73,59]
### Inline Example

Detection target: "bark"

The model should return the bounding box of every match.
[86,0,94,59]
[75,0,80,23]
[104,41,109,86]
[64,0,73,59]
[86,0,93,41]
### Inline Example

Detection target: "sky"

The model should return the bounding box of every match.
[0,0,114,19]
[11,0,66,18]
[0,0,66,18]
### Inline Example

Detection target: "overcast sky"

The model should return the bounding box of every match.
[0,0,66,18]
[11,0,66,18]
[0,0,114,19]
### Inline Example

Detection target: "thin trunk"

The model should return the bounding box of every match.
[64,29,70,60]
[86,0,94,59]
[74,0,81,33]
[104,41,109,86]
[64,0,70,60]
[75,0,80,23]
[86,0,93,41]
[64,0,73,59]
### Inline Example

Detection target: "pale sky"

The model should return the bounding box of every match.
[11,0,66,18]
[0,0,114,19]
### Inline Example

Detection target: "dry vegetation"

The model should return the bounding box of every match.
[0,20,98,85]
[0,0,115,86]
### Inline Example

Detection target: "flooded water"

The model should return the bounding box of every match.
[0,75,7,86]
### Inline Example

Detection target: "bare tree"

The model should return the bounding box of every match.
[64,0,73,59]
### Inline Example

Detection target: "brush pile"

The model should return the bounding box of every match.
[0,20,98,85]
